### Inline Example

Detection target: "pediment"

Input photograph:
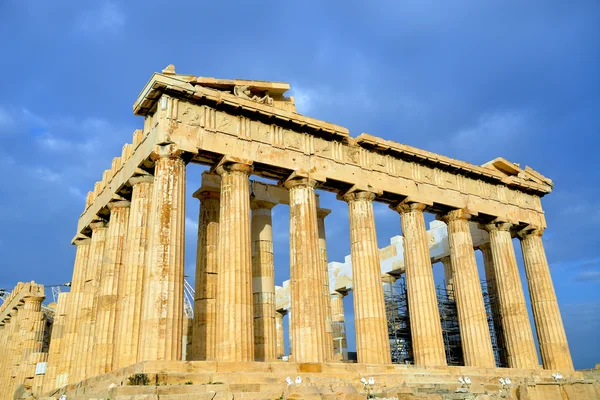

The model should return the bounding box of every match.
[482,157,553,188]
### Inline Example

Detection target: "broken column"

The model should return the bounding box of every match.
[215,162,254,362]
[519,228,574,371]
[440,209,495,368]
[440,256,454,300]
[285,177,329,363]
[331,292,348,361]
[484,222,538,369]
[344,191,391,364]
[251,200,277,361]
[276,311,286,359]
[138,149,186,361]
[393,202,447,367]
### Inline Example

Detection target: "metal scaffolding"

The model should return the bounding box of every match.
[384,276,508,367]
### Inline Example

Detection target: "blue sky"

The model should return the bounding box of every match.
[0,1,598,369]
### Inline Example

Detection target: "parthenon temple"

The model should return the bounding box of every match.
[1,65,598,400]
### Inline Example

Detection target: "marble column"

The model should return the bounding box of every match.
[215,163,254,362]
[285,178,329,363]
[190,187,220,361]
[93,201,130,375]
[344,191,391,364]
[138,151,186,361]
[316,207,335,361]
[15,291,45,392]
[484,222,538,369]
[43,292,69,393]
[331,292,348,361]
[62,239,91,385]
[276,311,286,359]
[519,229,573,371]
[440,256,454,300]
[251,200,277,361]
[480,243,506,366]
[2,308,20,399]
[74,221,107,382]
[393,202,446,367]
[112,175,154,368]
[0,317,10,393]
[440,209,495,368]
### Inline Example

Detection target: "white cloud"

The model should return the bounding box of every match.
[76,1,126,35]
[185,217,198,235]
[31,167,62,183]
[68,186,86,200]
[0,107,14,129]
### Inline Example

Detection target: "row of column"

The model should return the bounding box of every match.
[0,284,47,399]
[43,150,186,391]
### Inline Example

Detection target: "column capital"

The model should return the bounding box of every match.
[440,256,452,265]
[482,221,512,233]
[331,291,346,299]
[437,208,472,223]
[129,174,154,186]
[250,199,277,210]
[517,228,545,239]
[381,273,397,284]
[215,161,253,176]
[283,177,318,190]
[74,237,92,246]
[390,201,427,214]
[340,190,377,203]
[478,242,491,251]
[107,200,131,210]
[316,207,331,219]
[193,189,220,201]
[89,220,108,231]
[150,144,186,160]
[23,295,44,304]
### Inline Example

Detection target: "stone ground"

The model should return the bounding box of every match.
[33,361,600,400]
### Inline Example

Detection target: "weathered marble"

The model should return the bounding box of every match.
[316,207,335,361]
[331,292,348,361]
[344,191,391,364]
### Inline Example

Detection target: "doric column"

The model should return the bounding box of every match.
[93,201,130,375]
[62,238,91,385]
[285,177,328,363]
[276,311,286,359]
[112,175,154,368]
[0,317,10,393]
[392,202,446,367]
[484,222,538,369]
[2,308,20,399]
[74,221,107,382]
[43,292,69,394]
[440,256,454,300]
[331,292,348,361]
[215,162,254,361]
[316,207,335,361]
[15,289,45,392]
[344,191,391,364]
[251,200,277,361]
[480,243,506,366]
[190,186,220,361]
[519,229,573,371]
[440,209,495,368]
[139,149,186,361]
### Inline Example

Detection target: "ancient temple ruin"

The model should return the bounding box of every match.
[0,65,598,399]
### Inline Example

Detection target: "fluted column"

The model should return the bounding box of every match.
[74,221,107,382]
[215,163,254,361]
[112,175,154,368]
[484,222,538,369]
[393,202,446,366]
[276,311,286,359]
[440,256,454,300]
[285,177,328,363]
[331,292,348,361]
[440,209,495,367]
[480,243,506,366]
[2,308,20,399]
[316,207,335,361]
[62,239,91,385]
[519,229,573,371]
[190,187,220,361]
[251,200,277,361]
[139,150,186,361]
[43,292,69,393]
[93,201,130,375]
[15,291,45,392]
[344,191,391,364]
